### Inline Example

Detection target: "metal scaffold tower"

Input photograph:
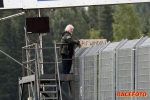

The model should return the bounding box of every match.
[18,9,75,100]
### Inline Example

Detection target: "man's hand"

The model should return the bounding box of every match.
[78,40,82,47]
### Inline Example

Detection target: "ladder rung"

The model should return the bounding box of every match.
[40,91,57,93]
[40,79,56,81]
[40,97,58,100]
[39,62,55,64]
[40,85,57,87]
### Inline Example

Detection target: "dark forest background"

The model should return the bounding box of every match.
[0,3,150,100]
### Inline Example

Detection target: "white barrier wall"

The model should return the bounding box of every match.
[74,36,150,100]
[135,37,150,100]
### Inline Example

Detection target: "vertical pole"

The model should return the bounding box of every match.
[35,43,40,100]
[37,9,44,100]
[22,48,24,77]
[38,9,44,75]
[24,23,31,97]
[54,41,63,100]
[72,46,76,100]
[24,9,44,100]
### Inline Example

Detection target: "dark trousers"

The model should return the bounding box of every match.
[61,54,73,74]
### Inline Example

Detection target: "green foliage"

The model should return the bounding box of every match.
[89,28,102,39]
[144,17,150,36]
[0,10,25,100]
[134,3,150,31]
[99,6,114,41]
[88,5,114,41]
[44,7,90,43]
[88,6,99,30]
[140,10,150,36]
[113,4,141,41]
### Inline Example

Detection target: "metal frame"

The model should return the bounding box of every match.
[116,37,145,100]
[83,45,103,100]
[19,42,76,100]
[98,40,126,100]
[98,42,110,100]
[135,36,148,100]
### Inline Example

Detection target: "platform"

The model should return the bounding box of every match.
[19,74,75,84]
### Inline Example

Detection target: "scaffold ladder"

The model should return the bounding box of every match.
[34,42,62,100]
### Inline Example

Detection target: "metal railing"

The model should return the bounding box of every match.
[54,41,63,100]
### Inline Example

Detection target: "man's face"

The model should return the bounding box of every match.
[69,27,74,34]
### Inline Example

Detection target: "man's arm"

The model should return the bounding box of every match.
[64,34,79,45]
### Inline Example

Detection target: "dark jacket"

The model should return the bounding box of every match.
[60,31,79,55]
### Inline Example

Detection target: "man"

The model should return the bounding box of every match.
[60,24,80,74]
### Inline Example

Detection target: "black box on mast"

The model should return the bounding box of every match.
[26,17,50,33]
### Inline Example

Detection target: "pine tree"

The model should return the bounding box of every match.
[113,4,141,41]
[88,6,100,30]
[46,7,90,42]
[99,5,114,41]
[88,6,101,39]
[142,12,150,37]
[0,10,24,100]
